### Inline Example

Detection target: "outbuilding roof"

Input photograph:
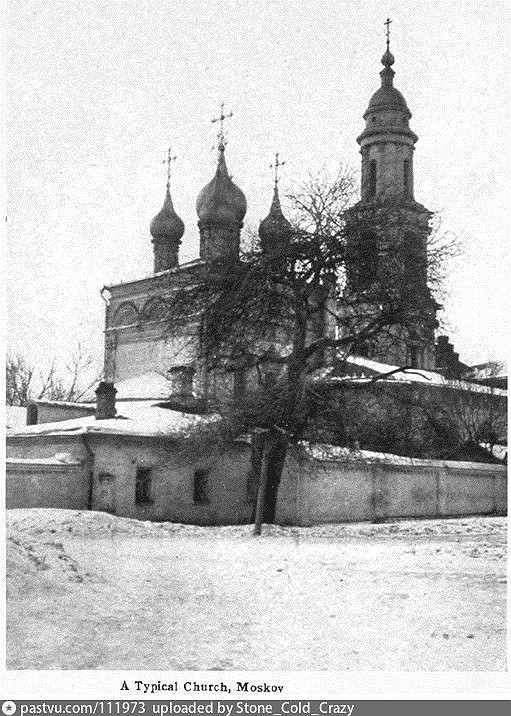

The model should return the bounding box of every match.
[8,400,219,439]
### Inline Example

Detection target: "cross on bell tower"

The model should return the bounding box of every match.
[384,17,392,50]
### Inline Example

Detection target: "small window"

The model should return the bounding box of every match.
[135,467,152,504]
[194,469,210,504]
[369,159,377,197]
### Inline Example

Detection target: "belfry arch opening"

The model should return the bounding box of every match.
[369,159,377,197]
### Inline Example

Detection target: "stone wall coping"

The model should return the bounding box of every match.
[302,445,506,472]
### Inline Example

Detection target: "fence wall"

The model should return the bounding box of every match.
[6,458,90,510]
[276,453,507,526]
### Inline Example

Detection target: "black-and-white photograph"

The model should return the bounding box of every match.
[4,0,508,688]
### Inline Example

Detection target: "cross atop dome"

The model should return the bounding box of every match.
[270,152,286,188]
[162,147,177,192]
[381,17,395,69]
[384,18,392,51]
[211,102,234,152]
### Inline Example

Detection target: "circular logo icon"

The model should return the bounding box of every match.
[2,703,16,716]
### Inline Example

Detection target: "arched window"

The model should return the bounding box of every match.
[112,302,138,327]
[403,159,410,196]
[369,160,377,197]
[141,296,167,322]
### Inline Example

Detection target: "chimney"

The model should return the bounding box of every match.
[95,381,117,420]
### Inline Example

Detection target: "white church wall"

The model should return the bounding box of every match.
[113,330,198,383]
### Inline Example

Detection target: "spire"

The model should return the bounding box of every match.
[380,17,395,87]
[362,19,412,121]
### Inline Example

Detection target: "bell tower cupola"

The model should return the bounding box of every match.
[358,19,417,203]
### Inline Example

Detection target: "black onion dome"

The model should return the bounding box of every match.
[150,188,185,243]
[259,185,292,250]
[196,148,247,225]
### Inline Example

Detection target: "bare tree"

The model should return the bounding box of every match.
[163,165,452,533]
[6,355,34,406]
[6,343,98,406]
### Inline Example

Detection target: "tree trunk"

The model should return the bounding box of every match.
[253,431,288,535]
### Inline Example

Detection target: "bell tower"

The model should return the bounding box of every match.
[344,20,438,370]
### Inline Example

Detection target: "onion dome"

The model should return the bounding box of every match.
[259,184,291,252]
[196,146,247,226]
[150,186,185,244]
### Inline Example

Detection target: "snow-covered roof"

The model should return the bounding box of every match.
[464,361,507,381]
[316,355,507,396]
[33,400,95,409]
[7,400,218,439]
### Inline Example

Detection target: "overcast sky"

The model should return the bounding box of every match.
[6,0,510,376]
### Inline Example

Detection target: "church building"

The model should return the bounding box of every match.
[6,27,507,525]
[100,30,444,407]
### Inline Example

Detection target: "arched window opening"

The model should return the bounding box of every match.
[369,160,377,197]
[194,469,210,505]
[141,296,167,322]
[112,302,138,327]
[403,159,410,196]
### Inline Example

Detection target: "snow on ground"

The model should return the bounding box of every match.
[6,509,507,671]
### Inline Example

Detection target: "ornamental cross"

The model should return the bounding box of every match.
[384,17,392,50]
[270,152,286,186]
[211,102,234,149]
[162,148,177,190]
